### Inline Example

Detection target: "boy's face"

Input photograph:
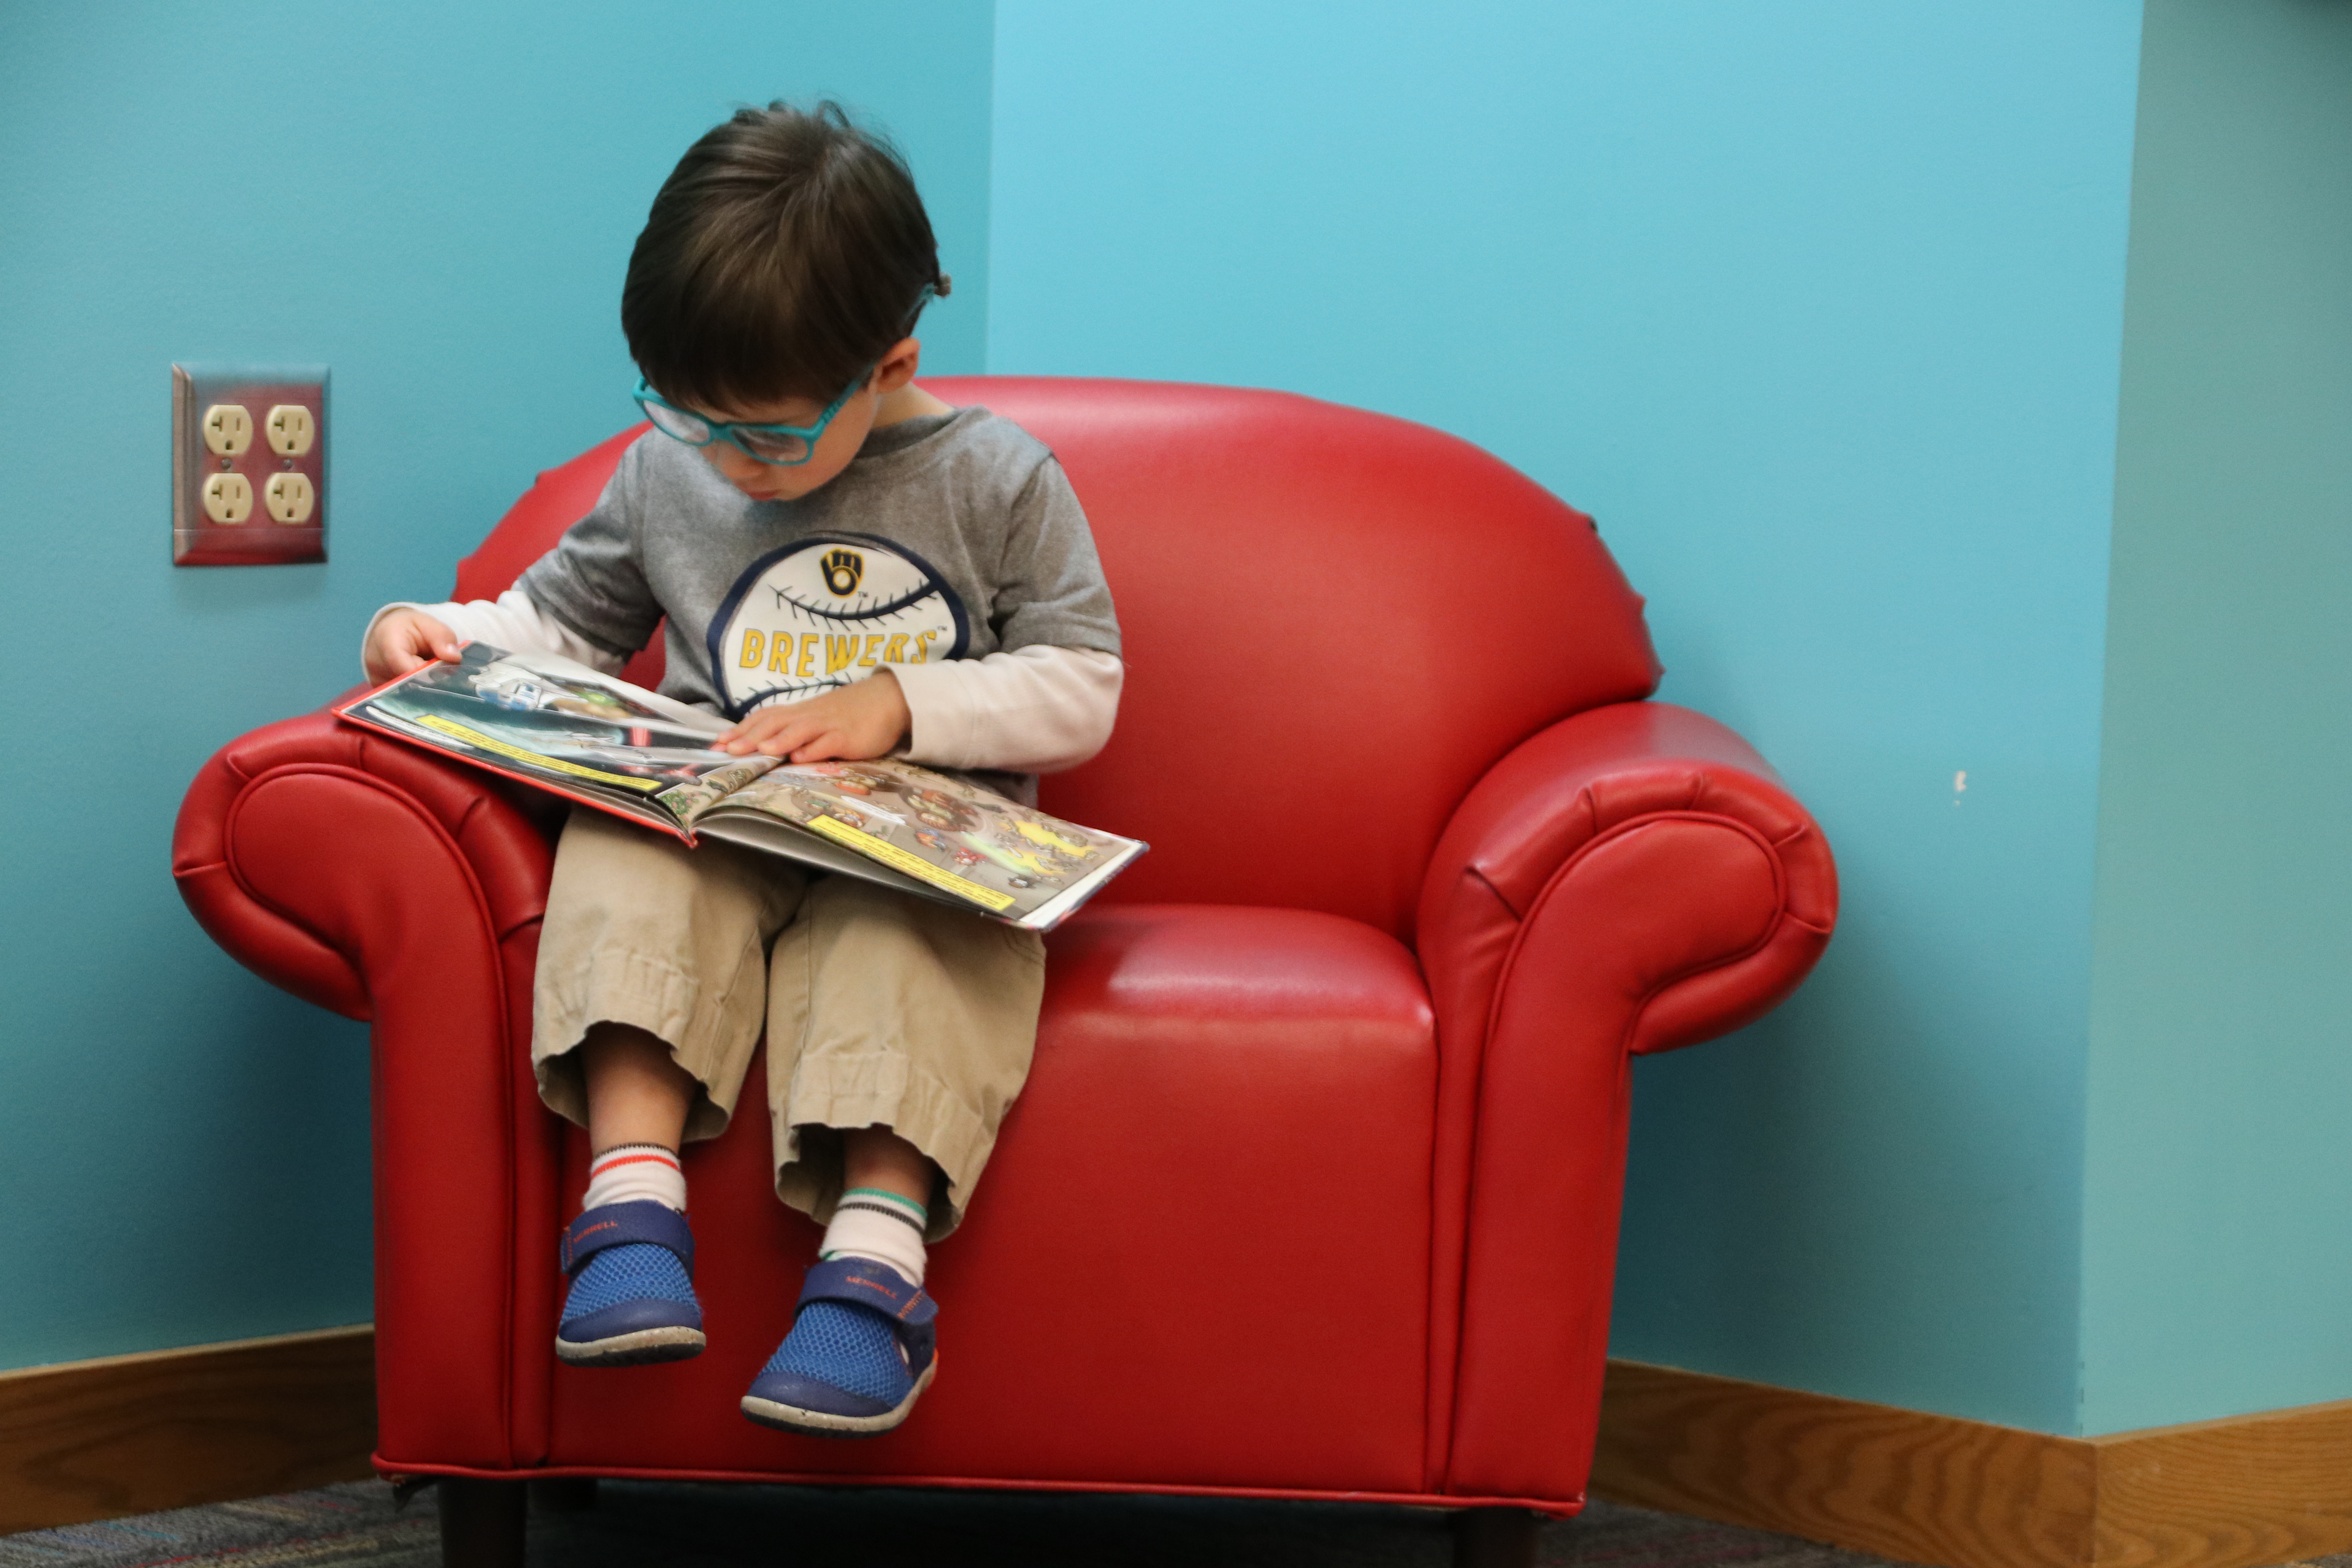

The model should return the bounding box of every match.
[691,336,923,505]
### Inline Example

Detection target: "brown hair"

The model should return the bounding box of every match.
[622,100,949,412]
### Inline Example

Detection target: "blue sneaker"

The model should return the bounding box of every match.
[555,1201,705,1367]
[740,1257,938,1437]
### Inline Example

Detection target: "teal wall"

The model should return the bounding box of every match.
[12,0,2348,1445]
[986,1,2141,1434]
[0,1,994,1373]
[2082,0,2352,1435]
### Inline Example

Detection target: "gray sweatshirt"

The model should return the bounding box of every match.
[518,407,1121,723]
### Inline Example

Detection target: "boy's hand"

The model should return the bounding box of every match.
[364,609,463,684]
[716,671,909,762]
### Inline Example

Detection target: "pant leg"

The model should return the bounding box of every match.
[764,878,1047,1238]
[534,808,808,1144]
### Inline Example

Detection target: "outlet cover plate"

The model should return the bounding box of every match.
[173,363,328,565]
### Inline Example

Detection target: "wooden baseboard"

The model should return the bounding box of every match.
[1592,1357,2352,1568]
[2095,1397,2352,1568]
[7,1327,2346,1565]
[0,1325,375,1535]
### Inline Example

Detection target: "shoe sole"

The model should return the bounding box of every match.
[555,1325,706,1367]
[739,1358,936,1437]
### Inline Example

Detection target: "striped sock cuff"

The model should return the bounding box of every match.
[592,1143,682,1174]
[835,1186,927,1234]
[584,1143,686,1213]
[820,1187,929,1285]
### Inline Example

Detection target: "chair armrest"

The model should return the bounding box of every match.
[172,705,564,1468]
[1417,700,1836,1061]
[1415,701,1836,1503]
[173,702,558,1016]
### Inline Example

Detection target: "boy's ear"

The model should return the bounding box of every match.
[872,336,922,395]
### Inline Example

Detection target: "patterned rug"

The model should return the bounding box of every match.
[0,1479,1938,1568]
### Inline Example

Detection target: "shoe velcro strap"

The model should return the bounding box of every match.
[797,1256,936,1328]
[561,1200,693,1276]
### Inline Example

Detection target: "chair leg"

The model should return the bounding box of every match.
[438,1477,527,1568]
[1450,1506,1542,1568]
[529,1475,600,1513]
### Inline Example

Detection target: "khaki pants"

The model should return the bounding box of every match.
[532,808,1045,1238]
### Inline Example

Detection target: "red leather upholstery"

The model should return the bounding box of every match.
[174,378,1834,1514]
[1416,702,1833,1497]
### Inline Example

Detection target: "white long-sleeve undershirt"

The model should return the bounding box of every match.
[364,592,1122,775]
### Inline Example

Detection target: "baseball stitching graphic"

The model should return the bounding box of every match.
[708,534,969,718]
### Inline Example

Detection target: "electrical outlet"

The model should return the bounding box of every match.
[264,403,314,457]
[202,472,254,523]
[263,470,314,524]
[202,404,253,456]
[173,363,328,565]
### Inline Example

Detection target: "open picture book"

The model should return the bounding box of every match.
[334,643,1146,932]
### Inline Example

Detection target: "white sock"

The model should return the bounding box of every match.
[820,1187,929,1285]
[584,1143,685,1212]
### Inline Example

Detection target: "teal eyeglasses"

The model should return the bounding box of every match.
[633,366,871,467]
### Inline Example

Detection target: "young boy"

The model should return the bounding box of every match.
[360,102,1122,1437]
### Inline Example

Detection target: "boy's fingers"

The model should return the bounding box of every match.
[364,616,457,684]
[720,714,784,753]
[754,720,813,756]
[730,726,789,754]
[724,701,863,756]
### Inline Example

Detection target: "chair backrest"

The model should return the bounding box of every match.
[455,377,1658,940]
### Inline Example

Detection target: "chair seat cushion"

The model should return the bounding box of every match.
[547,904,1439,1494]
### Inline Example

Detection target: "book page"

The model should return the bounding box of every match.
[706,758,1144,925]
[355,644,775,823]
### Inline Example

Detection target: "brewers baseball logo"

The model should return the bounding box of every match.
[706,533,970,718]
[821,548,863,595]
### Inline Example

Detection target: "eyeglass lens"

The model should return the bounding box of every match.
[735,428,812,462]
[644,402,710,444]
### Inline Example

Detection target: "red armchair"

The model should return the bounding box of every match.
[173,379,1835,1567]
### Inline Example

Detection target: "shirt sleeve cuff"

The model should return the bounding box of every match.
[891,659,982,766]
